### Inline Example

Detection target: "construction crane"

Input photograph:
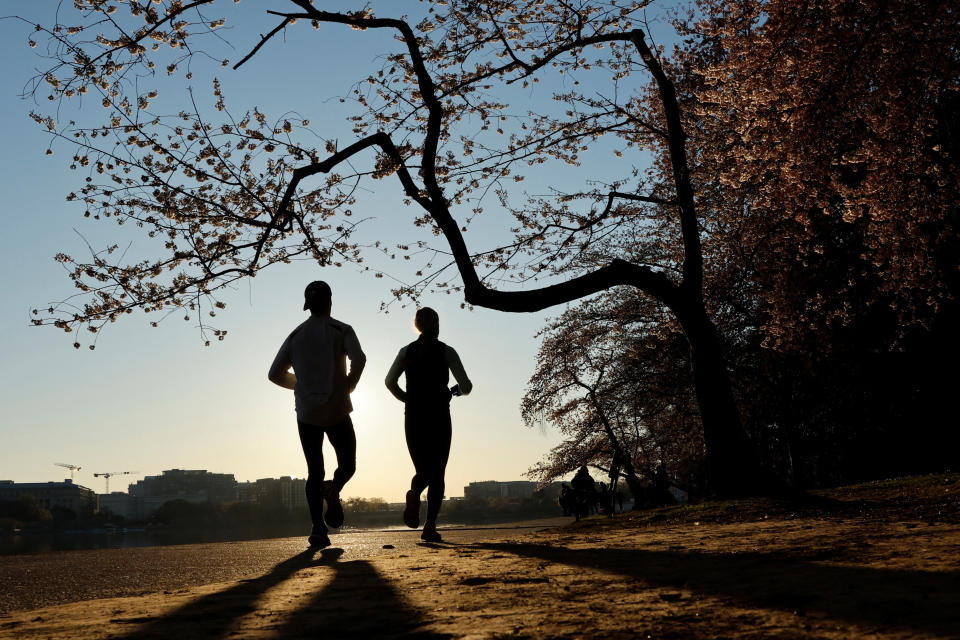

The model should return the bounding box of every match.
[54,463,81,480]
[93,471,138,494]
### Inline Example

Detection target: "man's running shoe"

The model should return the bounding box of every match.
[308,526,331,548]
[403,489,421,529]
[420,521,442,543]
[323,480,345,529]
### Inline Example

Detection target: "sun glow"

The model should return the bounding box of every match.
[348,383,397,430]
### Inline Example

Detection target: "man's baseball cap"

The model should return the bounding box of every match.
[303,280,332,310]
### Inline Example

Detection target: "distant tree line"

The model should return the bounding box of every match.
[443,492,563,525]
[150,499,311,530]
[0,496,94,533]
[343,497,390,513]
[0,496,52,533]
[149,497,394,530]
[131,494,563,531]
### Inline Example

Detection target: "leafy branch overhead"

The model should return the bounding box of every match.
[23,0,693,341]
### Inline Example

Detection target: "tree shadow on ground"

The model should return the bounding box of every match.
[112,547,449,639]
[475,541,960,636]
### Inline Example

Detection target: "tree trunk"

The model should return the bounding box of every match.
[587,389,652,502]
[623,474,648,511]
[677,304,760,496]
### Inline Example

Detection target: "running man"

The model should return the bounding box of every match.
[385,307,472,542]
[269,281,366,548]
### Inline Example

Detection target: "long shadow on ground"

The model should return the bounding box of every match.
[113,547,449,639]
[476,541,960,636]
[272,553,450,639]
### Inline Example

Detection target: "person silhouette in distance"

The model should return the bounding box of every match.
[269,280,366,548]
[385,307,472,542]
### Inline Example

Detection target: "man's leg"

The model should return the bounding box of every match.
[321,415,355,529]
[325,415,357,492]
[297,421,329,543]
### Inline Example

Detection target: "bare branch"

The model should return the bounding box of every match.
[233,17,292,70]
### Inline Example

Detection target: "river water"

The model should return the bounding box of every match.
[0,517,568,556]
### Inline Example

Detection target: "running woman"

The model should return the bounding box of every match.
[385,307,472,542]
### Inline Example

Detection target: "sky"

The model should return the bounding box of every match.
[0,1,681,502]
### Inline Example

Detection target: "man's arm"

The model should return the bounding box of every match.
[384,347,407,403]
[445,346,473,395]
[344,325,367,391]
[268,337,297,390]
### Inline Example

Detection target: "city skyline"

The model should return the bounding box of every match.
[2,469,552,501]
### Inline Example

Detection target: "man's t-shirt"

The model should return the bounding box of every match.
[270,315,365,426]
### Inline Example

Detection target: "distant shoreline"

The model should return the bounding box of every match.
[339,515,571,533]
[1,515,571,556]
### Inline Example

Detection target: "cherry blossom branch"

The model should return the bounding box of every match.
[273,11,687,314]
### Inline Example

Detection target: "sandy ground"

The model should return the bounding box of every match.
[1,477,958,639]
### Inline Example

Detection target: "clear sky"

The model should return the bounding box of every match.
[0,1,680,502]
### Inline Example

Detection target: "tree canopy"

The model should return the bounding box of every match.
[24,0,693,336]
[681,0,959,349]
[523,0,960,491]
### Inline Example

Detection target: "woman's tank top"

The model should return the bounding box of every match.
[404,336,449,408]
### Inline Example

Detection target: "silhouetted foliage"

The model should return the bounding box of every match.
[523,291,704,497]
[343,497,389,513]
[0,496,53,524]
[444,492,562,524]
[676,0,960,484]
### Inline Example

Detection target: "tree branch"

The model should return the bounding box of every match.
[84,0,216,68]
[256,11,690,318]
[233,17,292,70]
[628,29,703,300]
[463,258,680,313]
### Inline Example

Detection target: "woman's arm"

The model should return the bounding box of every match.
[445,346,473,395]
[384,347,408,402]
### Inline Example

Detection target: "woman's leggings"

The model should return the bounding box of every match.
[404,406,452,521]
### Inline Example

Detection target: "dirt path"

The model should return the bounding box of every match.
[1,478,958,639]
